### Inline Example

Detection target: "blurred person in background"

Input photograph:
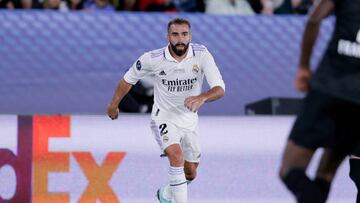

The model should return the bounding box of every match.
[117,0,136,10]
[118,0,204,12]
[247,0,313,14]
[84,0,115,11]
[279,0,360,202]
[107,18,225,203]
[134,0,172,11]
[144,0,176,12]
[16,0,32,8]
[6,0,43,9]
[259,0,284,14]
[0,0,15,9]
[274,0,313,14]
[206,0,255,15]
[172,0,205,12]
[64,0,84,10]
[42,0,62,9]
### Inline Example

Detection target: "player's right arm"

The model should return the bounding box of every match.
[296,0,335,92]
[107,53,153,120]
[107,79,133,120]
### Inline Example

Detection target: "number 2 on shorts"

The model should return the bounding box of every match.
[159,123,168,136]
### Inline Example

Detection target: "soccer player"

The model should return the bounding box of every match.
[278,0,360,202]
[107,18,225,203]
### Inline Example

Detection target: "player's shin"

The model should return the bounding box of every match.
[281,168,312,199]
[169,166,188,203]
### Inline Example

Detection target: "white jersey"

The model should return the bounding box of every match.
[124,43,225,130]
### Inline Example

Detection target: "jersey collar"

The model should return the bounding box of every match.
[165,43,194,62]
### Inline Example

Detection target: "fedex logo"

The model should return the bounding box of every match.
[0,115,126,203]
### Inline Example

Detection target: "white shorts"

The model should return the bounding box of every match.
[150,120,201,163]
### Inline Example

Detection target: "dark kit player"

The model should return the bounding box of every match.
[279,0,360,202]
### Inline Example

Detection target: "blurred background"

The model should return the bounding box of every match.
[0,1,357,203]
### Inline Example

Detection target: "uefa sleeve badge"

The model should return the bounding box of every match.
[136,60,142,71]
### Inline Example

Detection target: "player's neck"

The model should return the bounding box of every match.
[169,46,188,62]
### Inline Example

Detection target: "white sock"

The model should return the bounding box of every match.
[162,176,191,200]
[169,166,187,203]
[162,184,172,200]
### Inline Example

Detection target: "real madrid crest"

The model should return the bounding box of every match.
[192,64,199,74]
[163,136,169,143]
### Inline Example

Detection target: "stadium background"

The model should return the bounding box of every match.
[0,10,356,203]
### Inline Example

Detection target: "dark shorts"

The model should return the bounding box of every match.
[353,146,360,157]
[289,90,360,155]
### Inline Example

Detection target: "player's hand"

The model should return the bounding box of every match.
[107,104,119,120]
[295,67,312,93]
[184,95,207,112]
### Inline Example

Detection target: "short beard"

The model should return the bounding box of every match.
[170,42,189,57]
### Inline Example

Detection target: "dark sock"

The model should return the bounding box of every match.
[282,169,329,203]
[313,177,331,202]
[282,169,312,202]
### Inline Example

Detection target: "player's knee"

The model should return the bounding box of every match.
[166,146,184,166]
[170,157,184,166]
[350,159,360,186]
[279,162,290,180]
[185,171,196,181]
[280,168,307,192]
[167,153,184,166]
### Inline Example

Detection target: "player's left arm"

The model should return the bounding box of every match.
[184,49,225,112]
[296,0,335,92]
[184,86,224,112]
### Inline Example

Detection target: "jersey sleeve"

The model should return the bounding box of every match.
[123,53,153,85]
[201,49,226,91]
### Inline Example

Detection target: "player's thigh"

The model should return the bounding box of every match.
[150,120,181,152]
[181,129,201,163]
[165,144,184,166]
[289,90,336,149]
[316,148,346,180]
[314,99,360,180]
[335,100,360,156]
[280,140,315,177]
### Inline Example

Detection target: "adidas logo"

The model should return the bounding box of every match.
[159,70,166,75]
